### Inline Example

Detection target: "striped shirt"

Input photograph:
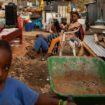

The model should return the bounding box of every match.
[45,33,58,46]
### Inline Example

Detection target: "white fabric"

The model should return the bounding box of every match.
[0,28,18,39]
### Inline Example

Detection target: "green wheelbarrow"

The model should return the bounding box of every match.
[48,56,105,105]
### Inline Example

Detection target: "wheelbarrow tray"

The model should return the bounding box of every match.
[48,56,105,104]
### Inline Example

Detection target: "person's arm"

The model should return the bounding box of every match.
[36,94,58,105]
[60,24,68,31]
[68,22,80,31]
[36,94,76,105]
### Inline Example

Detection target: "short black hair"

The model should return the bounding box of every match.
[71,11,80,18]
[0,40,12,69]
[53,19,62,33]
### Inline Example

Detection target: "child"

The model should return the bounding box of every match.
[33,20,62,57]
[46,11,82,56]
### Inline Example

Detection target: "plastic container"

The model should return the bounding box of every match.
[48,56,105,105]
[25,22,32,32]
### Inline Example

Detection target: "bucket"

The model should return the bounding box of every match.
[25,23,32,32]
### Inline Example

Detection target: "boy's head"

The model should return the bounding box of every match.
[71,11,80,22]
[52,19,62,33]
[0,40,12,83]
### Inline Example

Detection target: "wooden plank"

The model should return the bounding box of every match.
[83,42,97,57]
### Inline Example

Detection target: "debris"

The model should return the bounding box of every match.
[40,84,50,93]
[9,37,49,93]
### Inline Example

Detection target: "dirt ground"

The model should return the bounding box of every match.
[9,30,92,94]
[53,71,105,95]
[9,31,51,94]
[9,30,73,94]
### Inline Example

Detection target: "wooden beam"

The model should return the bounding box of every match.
[83,42,97,57]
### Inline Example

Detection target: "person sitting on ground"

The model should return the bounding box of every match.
[46,11,84,57]
[33,20,62,57]
[0,40,76,105]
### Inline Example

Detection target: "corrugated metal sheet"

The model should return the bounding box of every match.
[84,35,105,57]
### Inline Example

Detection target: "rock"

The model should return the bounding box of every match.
[40,84,50,93]
[46,77,49,81]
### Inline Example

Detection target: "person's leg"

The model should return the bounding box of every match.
[48,36,60,54]
[69,40,76,56]
[41,40,48,53]
[39,39,48,61]
[78,42,84,56]
[34,36,43,52]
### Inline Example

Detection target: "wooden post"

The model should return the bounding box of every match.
[83,42,97,57]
